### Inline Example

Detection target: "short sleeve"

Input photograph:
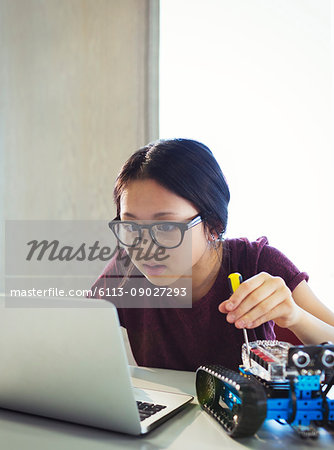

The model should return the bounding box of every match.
[256,237,309,292]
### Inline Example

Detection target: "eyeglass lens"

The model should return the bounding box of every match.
[114,222,183,248]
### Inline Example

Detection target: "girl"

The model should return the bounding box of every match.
[90,138,334,371]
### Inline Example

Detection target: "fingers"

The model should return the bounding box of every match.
[231,286,288,328]
[227,272,269,310]
[226,278,277,325]
[218,272,268,314]
[218,272,295,329]
[247,300,301,329]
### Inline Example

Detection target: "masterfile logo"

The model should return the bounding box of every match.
[5,220,192,308]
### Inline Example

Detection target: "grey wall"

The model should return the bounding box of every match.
[0,0,159,291]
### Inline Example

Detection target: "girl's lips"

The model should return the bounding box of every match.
[142,264,167,276]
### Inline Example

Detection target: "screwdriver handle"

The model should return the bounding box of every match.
[228,272,243,294]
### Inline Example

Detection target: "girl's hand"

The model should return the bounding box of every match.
[218,272,301,329]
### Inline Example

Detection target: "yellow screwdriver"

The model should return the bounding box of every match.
[228,272,251,366]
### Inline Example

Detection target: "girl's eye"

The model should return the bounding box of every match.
[123,223,137,232]
[156,223,177,232]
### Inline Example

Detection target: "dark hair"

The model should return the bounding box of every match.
[113,138,230,238]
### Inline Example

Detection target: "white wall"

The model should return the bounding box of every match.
[160,0,333,308]
[0,0,159,292]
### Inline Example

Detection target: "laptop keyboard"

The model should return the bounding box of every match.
[136,401,167,421]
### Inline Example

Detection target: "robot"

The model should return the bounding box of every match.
[196,340,334,438]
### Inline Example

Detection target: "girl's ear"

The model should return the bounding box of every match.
[210,230,220,240]
[203,223,212,240]
[203,218,224,242]
[204,225,219,242]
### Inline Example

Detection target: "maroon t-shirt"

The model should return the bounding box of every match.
[90,237,308,371]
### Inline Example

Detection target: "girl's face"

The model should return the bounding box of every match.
[119,179,211,286]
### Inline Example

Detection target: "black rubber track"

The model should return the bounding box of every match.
[196,364,267,438]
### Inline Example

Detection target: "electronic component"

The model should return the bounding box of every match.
[197,341,334,438]
[196,272,334,439]
[241,340,291,381]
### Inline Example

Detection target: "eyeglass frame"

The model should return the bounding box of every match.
[108,214,203,249]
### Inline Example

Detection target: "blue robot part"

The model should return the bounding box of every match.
[196,341,334,438]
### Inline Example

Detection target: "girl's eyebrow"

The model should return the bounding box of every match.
[122,212,177,219]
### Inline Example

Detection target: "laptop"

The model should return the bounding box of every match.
[0,296,193,435]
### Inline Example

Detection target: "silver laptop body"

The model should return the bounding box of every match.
[0,297,193,435]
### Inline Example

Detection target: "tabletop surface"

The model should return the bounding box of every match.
[0,364,333,450]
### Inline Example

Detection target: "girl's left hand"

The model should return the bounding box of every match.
[218,272,301,329]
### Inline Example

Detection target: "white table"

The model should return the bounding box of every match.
[0,365,333,449]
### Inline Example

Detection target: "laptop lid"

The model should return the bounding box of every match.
[0,297,142,435]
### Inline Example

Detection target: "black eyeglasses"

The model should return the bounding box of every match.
[109,215,203,249]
